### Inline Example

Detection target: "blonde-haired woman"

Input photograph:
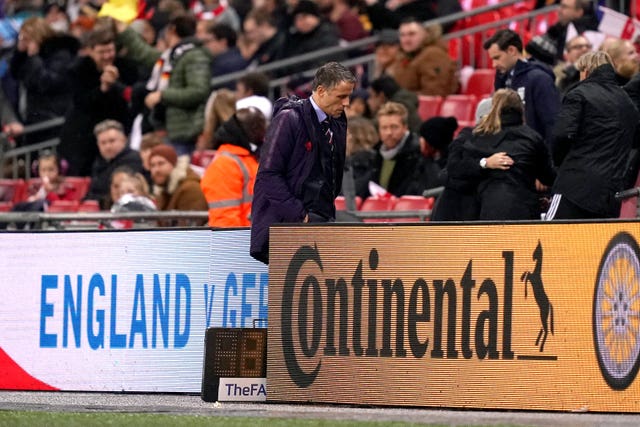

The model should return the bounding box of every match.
[471,89,555,220]
[198,88,237,150]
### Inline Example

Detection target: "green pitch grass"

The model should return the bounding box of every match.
[0,411,456,427]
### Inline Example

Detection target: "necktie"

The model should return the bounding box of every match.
[321,118,333,145]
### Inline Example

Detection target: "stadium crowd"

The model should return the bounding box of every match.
[0,0,639,226]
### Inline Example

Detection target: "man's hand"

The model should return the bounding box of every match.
[145,91,162,109]
[3,122,24,136]
[100,65,120,92]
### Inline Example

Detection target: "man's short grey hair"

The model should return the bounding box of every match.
[94,119,125,138]
[575,51,612,74]
[311,62,357,91]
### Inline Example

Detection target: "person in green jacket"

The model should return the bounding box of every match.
[115,14,212,156]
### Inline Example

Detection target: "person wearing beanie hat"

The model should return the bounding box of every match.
[414,117,458,197]
[474,97,492,124]
[292,0,321,18]
[419,116,458,153]
[150,144,178,167]
[85,119,144,209]
[149,143,208,217]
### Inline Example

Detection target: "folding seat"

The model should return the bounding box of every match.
[0,179,26,203]
[619,171,640,219]
[78,200,101,212]
[47,200,80,212]
[334,195,362,211]
[464,68,495,98]
[62,177,92,201]
[389,195,435,222]
[359,195,397,223]
[439,95,478,123]
[417,96,443,121]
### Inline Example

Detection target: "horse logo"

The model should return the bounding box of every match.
[520,241,554,352]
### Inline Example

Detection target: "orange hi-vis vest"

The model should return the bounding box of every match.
[200,144,258,227]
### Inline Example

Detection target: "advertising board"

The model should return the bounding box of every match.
[0,229,267,392]
[267,223,640,412]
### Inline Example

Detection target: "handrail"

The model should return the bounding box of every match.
[0,117,65,179]
[0,210,209,230]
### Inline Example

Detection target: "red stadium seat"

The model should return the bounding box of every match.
[439,95,478,123]
[191,150,217,168]
[417,96,443,121]
[62,177,91,201]
[620,171,640,219]
[0,201,13,211]
[0,179,26,203]
[464,68,495,98]
[78,200,101,212]
[47,200,80,212]
[360,195,397,223]
[389,195,435,222]
[335,195,362,211]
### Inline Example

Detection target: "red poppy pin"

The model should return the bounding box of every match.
[305,141,312,151]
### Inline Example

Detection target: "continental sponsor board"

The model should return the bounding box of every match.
[267,222,640,412]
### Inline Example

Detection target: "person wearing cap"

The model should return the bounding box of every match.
[484,29,560,148]
[279,0,344,76]
[149,143,208,215]
[201,107,267,227]
[373,28,400,79]
[250,62,356,264]
[85,119,144,209]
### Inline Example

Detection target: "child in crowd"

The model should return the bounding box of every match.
[19,152,76,210]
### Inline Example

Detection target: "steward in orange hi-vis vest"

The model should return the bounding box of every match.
[200,108,266,227]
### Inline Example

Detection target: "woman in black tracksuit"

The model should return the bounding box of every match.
[433,89,555,221]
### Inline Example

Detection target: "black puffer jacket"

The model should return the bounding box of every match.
[10,34,80,143]
[467,111,555,220]
[552,63,640,217]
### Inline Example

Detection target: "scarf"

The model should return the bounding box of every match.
[146,40,198,92]
[379,131,409,160]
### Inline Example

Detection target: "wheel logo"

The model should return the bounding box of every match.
[593,232,640,390]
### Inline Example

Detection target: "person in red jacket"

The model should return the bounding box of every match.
[200,107,267,227]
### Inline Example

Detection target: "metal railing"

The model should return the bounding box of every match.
[0,117,64,179]
[210,0,555,96]
[0,210,209,230]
